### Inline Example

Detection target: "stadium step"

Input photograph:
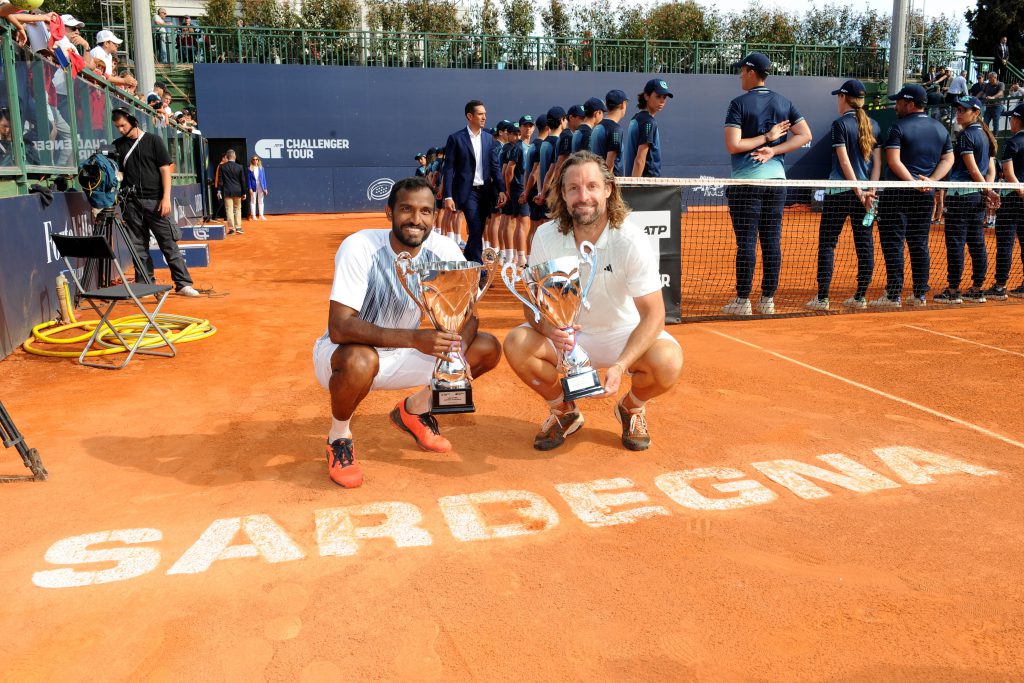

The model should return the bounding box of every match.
[150,243,210,269]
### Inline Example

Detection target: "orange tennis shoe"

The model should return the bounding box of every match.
[389,399,452,453]
[326,437,363,488]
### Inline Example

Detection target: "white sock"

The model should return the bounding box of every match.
[546,396,573,414]
[620,392,646,414]
[328,417,351,443]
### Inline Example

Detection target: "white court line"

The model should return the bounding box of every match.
[701,327,1024,451]
[900,324,1024,358]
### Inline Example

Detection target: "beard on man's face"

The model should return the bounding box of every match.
[392,221,428,248]
[570,200,603,226]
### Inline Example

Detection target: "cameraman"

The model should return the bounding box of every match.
[112,108,200,297]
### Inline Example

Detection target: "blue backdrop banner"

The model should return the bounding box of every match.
[194,64,844,213]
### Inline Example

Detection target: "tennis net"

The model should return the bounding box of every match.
[621,177,1024,320]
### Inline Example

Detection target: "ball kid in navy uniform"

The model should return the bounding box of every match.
[989,104,1024,299]
[623,79,673,178]
[720,54,812,316]
[573,97,605,153]
[590,89,628,176]
[537,107,567,208]
[871,84,953,308]
[808,79,880,311]
[522,113,550,238]
[935,96,998,304]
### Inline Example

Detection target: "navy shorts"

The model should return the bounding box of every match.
[529,193,548,222]
[503,189,530,217]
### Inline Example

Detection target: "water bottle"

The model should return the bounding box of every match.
[862,208,875,227]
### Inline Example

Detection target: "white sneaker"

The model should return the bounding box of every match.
[905,295,927,307]
[260,215,267,221]
[868,294,901,308]
[721,297,752,316]
[805,297,829,311]
[842,296,867,309]
[175,285,201,297]
[757,296,775,315]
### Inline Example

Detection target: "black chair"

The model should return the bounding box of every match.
[50,234,176,370]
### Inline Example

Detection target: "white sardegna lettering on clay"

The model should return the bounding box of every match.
[31,446,998,589]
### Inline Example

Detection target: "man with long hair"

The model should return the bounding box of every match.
[503,152,683,452]
[313,177,502,488]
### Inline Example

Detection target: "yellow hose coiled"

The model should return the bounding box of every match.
[23,275,217,358]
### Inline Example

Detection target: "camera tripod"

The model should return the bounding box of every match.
[0,401,47,482]
[78,198,151,307]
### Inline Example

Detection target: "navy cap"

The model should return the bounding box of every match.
[955,96,983,111]
[426,147,435,155]
[605,89,627,107]
[644,78,673,97]
[831,79,866,96]
[415,152,426,159]
[733,52,771,74]
[146,93,161,105]
[535,114,549,129]
[1011,103,1024,119]
[519,114,535,125]
[888,84,928,104]
[567,104,586,118]
[436,147,445,155]
[547,105,567,120]
[583,97,607,114]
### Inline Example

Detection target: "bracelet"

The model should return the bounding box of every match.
[613,361,628,375]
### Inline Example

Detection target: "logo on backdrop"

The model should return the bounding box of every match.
[367,178,394,202]
[255,137,350,160]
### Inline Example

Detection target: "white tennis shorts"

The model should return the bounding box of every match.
[531,325,680,369]
[313,336,435,392]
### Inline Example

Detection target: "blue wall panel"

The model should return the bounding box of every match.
[194,64,844,213]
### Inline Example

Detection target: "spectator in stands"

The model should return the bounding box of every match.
[177,17,198,63]
[154,8,172,63]
[217,149,247,235]
[51,14,91,166]
[721,53,812,316]
[871,85,953,308]
[968,73,986,97]
[90,30,137,91]
[981,71,1006,134]
[161,92,173,120]
[111,107,199,296]
[946,70,969,107]
[994,37,1010,82]
[0,107,40,165]
[248,155,268,221]
[0,8,58,47]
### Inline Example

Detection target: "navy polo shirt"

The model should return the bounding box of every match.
[949,123,991,185]
[883,112,953,180]
[557,128,574,159]
[571,123,593,153]
[622,111,661,177]
[829,110,880,182]
[510,141,530,193]
[527,136,545,190]
[590,119,623,176]
[724,86,804,179]
[538,134,560,189]
[1001,131,1024,185]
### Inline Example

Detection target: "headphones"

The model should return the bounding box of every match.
[111,107,139,131]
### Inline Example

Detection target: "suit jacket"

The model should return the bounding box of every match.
[218,161,248,197]
[442,127,505,209]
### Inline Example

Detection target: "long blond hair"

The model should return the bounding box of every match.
[546,151,630,235]
[844,94,875,162]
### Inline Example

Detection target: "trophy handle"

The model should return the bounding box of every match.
[578,240,598,311]
[476,248,500,303]
[501,262,542,324]
[394,251,426,312]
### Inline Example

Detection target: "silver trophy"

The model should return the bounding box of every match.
[395,249,498,414]
[502,241,604,401]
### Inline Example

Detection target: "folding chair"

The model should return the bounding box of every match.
[51,234,177,370]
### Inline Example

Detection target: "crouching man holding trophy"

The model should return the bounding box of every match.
[313,177,502,488]
[503,152,684,452]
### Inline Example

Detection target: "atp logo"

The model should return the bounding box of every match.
[255,139,285,159]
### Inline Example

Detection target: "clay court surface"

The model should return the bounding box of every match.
[2,212,1024,680]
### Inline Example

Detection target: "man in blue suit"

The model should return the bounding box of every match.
[443,100,507,264]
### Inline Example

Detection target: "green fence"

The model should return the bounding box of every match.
[0,27,199,197]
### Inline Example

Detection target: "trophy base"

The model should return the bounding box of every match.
[561,369,604,402]
[431,384,475,414]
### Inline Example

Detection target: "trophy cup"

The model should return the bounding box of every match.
[501,241,604,401]
[395,249,498,414]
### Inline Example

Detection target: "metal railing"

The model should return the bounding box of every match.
[0,26,199,196]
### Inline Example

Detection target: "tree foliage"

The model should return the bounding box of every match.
[541,0,571,39]
[202,0,237,28]
[501,0,534,37]
[301,0,360,31]
[965,0,1023,61]
[646,1,720,43]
